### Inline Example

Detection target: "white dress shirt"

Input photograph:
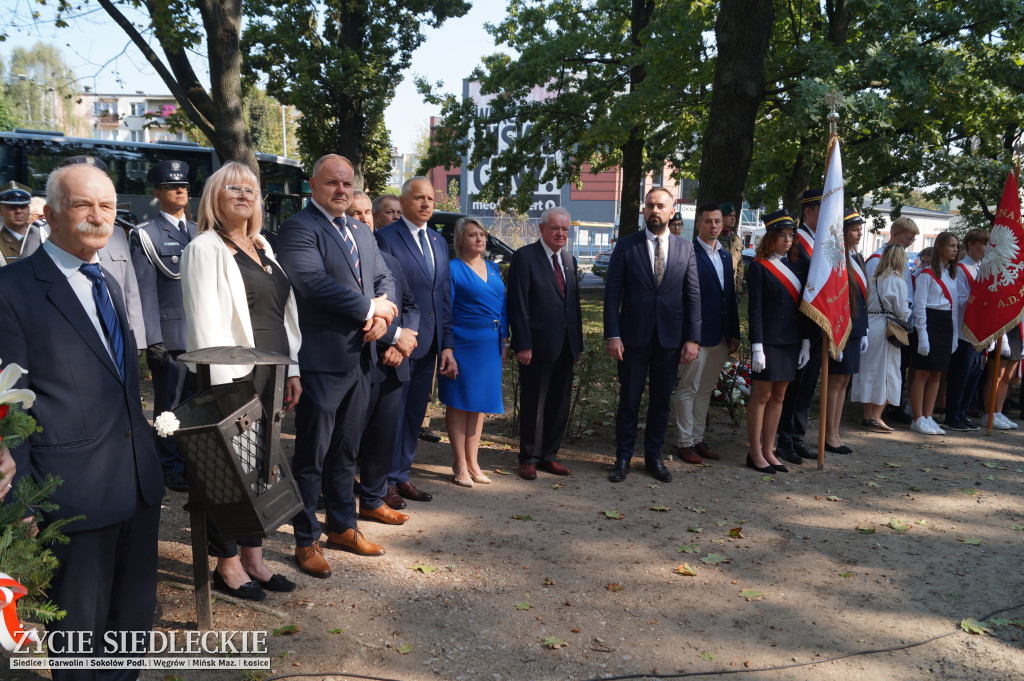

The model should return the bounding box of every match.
[955,256,979,329]
[401,215,435,271]
[43,240,116,364]
[913,265,958,350]
[697,236,724,289]
[540,239,565,274]
[160,210,187,231]
[310,198,374,322]
[644,228,669,276]
[4,225,24,242]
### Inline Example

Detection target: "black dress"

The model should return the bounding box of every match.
[233,249,292,406]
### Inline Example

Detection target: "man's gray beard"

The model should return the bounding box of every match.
[76,220,113,237]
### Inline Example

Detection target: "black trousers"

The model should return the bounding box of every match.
[614,333,681,461]
[46,498,161,681]
[518,337,574,464]
[358,372,405,508]
[776,335,822,453]
[945,339,985,422]
[149,350,194,478]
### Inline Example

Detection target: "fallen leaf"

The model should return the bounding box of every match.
[1011,525,1024,531]
[983,475,995,481]
[916,519,928,525]
[691,506,707,514]
[959,488,981,496]
[739,590,763,601]
[516,601,532,610]
[675,563,697,576]
[885,462,902,468]
[921,467,931,472]
[989,618,1011,627]
[982,462,1006,469]
[701,553,729,564]
[273,625,300,636]
[645,484,660,488]
[676,544,700,553]
[602,510,624,519]
[867,481,880,487]
[542,637,567,649]
[714,520,730,527]
[960,618,992,635]
[512,514,534,521]
[397,644,413,654]
[650,505,670,512]
[875,474,889,480]
[543,577,555,585]
[888,518,911,532]
[839,572,854,578]
[729,527,743,538]
[827,495,841,502]
[761,475,774,482]
[960,537,983,545]
[908,486,922,491]
[687,527,703,533]
[698,650,717,661]
[607,583,623,592]
[493,469,511,475]
[856,526,876,534]
[1012,619,1024,628]
[409,564,436,574]
[551,483,564,489]
[328,628,343,634]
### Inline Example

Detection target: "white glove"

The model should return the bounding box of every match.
[987,339,997,353]
[860,336,869,353]
[918,339,930,356]
[1001,335,1011,357]
[797,339,811,369]
[839,351,844,361]
[751,343,766,373]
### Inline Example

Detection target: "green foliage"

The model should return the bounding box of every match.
[0,405,43,450]
[1,41,78,133]
[0,474,80,625]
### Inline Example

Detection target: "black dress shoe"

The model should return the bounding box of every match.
[608,460,629,483]
[793,442,815,459]
[255,574,296,592]
[164,472,188,493]
[212,570,266,601]
[396,480,433,502]
[776,449,804,465]
[645,459,672,483]
[746,454,775,474]
[383,484,407,510]
[824,443,851,454]
[771,463,789,473]
[418,427,442,443]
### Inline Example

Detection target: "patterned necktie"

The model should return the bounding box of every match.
[178,220,190,242]
[79,263,126,379]
[552,253,565,297]
[418,228,435,282]
[653,236,665,287]
[333,217,361,286]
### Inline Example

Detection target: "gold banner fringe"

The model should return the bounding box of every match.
[962,308,1024,352]
[801,299,853,360]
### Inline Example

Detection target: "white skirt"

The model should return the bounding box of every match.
[850,314,903,406]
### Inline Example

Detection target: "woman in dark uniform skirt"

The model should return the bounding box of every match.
[909,231,959,435]
[823,209,869,454]
[984,323,1022,429]
[746,210,805,473]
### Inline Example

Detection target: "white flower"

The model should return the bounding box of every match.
[154,412,180,438]
[0,360,35,409]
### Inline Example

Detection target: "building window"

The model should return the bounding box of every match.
[131,103,146,116]
[130,130,144,142]
[93,102,118,116]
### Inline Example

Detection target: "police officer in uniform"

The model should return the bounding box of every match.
[130,160,196,493]
[0,182,33,265]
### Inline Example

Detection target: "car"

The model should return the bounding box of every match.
[428,211,516,264]
[592,248,613,279]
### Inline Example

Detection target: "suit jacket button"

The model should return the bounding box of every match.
[429,313,434,317]
[125,431,132,438]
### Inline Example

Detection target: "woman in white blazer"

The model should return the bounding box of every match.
[181,161,301,602]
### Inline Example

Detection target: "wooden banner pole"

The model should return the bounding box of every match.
[817,330,828,470]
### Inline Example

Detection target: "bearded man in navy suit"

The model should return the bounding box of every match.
[604,187,702,483]
[0,163,164,679]
[276,154,398,577]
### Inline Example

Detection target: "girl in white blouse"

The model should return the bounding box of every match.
[909,232,959,435]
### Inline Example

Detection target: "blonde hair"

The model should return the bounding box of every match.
[890,216,919,237]
[196,161,263,237]
[873,244,907,281]
[453,216,486,259]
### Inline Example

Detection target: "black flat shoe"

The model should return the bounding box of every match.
[776,449,804,465]
[824,443,851,454]
[255,573,296,592]
[746,454,775,474]
[212,570,266,601]
[793,442,816,459]
[770,463,789,473]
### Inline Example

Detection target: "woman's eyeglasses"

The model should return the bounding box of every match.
[225,185,259,200]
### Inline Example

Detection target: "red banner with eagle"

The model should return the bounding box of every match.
[962,172,1024,350]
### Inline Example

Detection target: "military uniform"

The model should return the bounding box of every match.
[718,202,744,294]
[129,160,196,490]
[0,183,32,265]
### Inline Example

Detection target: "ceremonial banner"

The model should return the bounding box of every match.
[962,172,1024,349]
[800,139,852,359]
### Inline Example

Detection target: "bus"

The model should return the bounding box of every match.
[0,130,308,235]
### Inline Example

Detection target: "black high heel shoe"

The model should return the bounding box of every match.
[746,454,776,474]
[770,462,789,473]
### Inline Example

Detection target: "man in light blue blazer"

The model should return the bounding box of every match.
[374,176,456,509]
[276,155,397,578]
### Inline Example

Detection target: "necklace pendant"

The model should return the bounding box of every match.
[263,264,272,275]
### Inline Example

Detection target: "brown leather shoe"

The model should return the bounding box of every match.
[395,480,433,502]
[693,441,720,460]
[359,503,410,525]
[537,460,571,476]
[295,541,331,578]
[677,445,704,465]
[383,484,407,510]
[325,528,386,556]
[518,463,537,480]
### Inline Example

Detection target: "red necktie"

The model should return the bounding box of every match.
[552,253,565,297]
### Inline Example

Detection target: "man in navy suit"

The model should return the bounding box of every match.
[605,187,702,483]
[276,154,398,577]
[507,207,582,479]
[673,203,740,464]
[129,160,197,493]
[375,176,456,509]
[0,163,164,679]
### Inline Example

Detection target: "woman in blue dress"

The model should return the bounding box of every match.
[439,217,509,487]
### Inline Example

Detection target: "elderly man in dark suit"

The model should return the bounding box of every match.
[673,203,740,465]
[507,206,583,479]
[605,187,702,483]
[375,176,456,509]
[129,160,197,493]
[0,162,164,679]
[276,154,398,578]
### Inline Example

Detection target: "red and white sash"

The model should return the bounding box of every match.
[848,253,867,299]
[919,268,953,308]
[797,227,814,258]
[958,262,976,285]
[758,257,801,303]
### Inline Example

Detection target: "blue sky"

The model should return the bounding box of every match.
[2,0,508,153]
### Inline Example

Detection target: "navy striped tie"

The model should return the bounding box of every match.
[80,263,126,379]
[334,217,361,285]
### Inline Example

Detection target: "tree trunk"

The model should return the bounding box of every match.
[201,0,257,172]
[782,138,814,218]
[618,0,654,237]
[695,0,774,213]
